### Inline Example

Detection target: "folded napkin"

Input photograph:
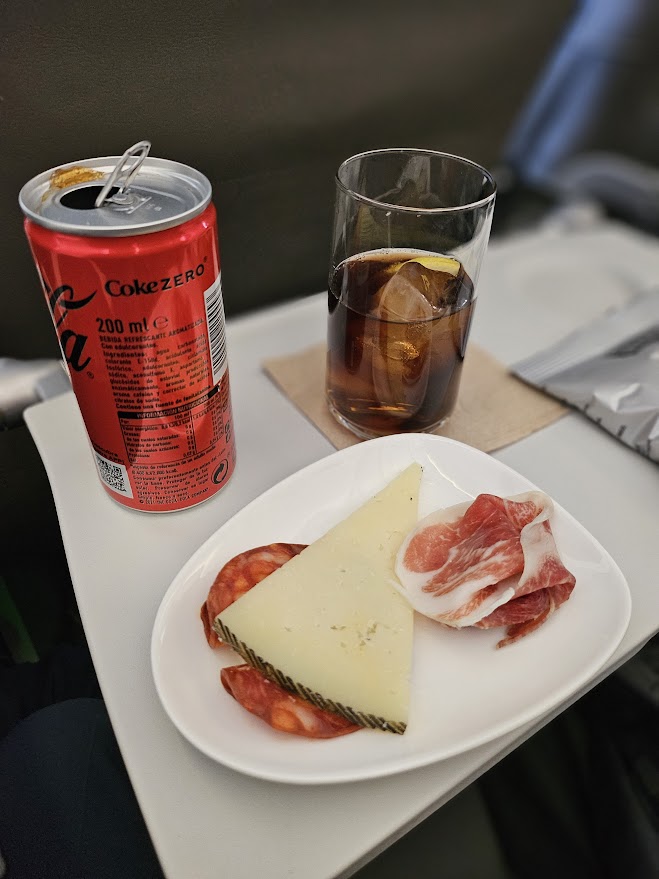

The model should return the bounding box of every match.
[263,342,566,453]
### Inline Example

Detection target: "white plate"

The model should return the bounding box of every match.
[151,434,631,785]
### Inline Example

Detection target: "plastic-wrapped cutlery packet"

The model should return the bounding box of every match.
[513,291,659,463]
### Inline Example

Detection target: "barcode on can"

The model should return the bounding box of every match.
[94,451,133,498]
[204,275,228,385]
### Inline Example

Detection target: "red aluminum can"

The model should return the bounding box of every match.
[19,142,236,512]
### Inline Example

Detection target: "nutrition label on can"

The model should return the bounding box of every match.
[102,371,234,508]
[117,380,228,462]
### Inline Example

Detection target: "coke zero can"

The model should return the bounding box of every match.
[19,141,236,512]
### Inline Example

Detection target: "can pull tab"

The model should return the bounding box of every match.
[94,141,151,208]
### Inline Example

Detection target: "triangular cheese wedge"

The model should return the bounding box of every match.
[215,463,421,733]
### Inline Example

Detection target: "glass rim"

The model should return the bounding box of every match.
[335,148,497,214]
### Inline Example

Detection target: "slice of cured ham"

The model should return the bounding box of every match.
[221,665,360,738]
[395,492,575,647]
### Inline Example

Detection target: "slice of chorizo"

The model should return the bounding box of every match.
[200,543,307,648]
[220,664,361,738]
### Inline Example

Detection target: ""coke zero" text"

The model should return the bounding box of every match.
[105,263,205,296]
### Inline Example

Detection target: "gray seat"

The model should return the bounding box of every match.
[501,0,659,231]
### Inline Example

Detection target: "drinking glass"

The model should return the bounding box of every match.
[326,148,496,439]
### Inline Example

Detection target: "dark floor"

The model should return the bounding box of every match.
[357,644,659,878]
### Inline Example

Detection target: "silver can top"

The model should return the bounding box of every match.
[19,141,212,237]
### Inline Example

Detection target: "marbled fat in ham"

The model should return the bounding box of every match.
[395,492,575,647]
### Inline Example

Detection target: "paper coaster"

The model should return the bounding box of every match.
[263,343,566,453]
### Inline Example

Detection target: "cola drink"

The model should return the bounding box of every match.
[326,249,475,437]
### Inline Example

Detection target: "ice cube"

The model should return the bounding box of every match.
[390,260,463,313]
[373,267,435,324]
[366,256,466,414]
[373,255,463,319]
[369,319,431,415]
[367,280,433,414]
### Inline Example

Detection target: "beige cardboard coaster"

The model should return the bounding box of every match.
[263,343,566,453]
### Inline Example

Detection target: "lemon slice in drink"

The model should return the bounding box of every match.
[388,255,461,275]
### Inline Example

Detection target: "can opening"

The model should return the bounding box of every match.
[60,185,120,210]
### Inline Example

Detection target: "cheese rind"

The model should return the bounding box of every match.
[215,463,421,732]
